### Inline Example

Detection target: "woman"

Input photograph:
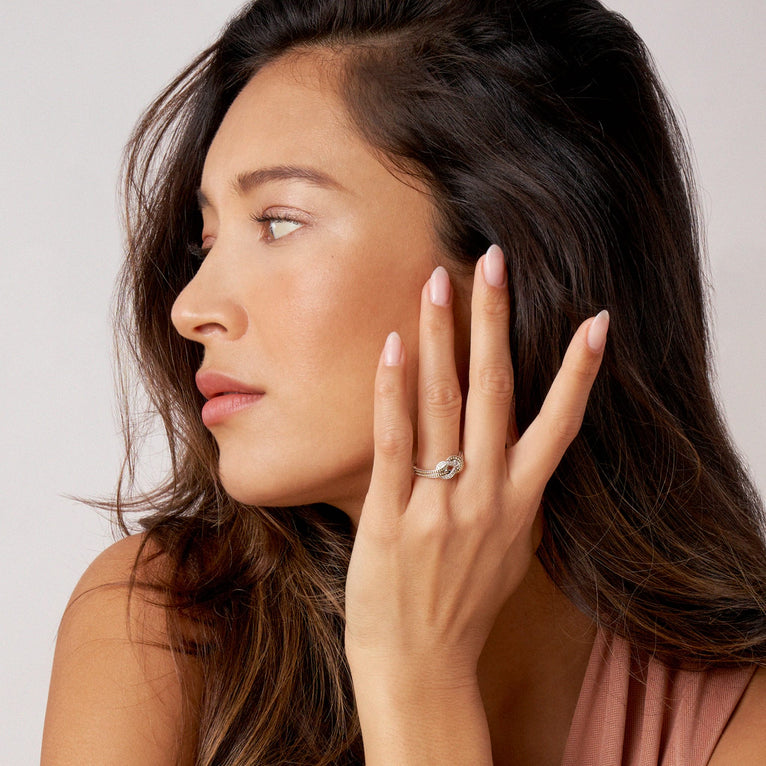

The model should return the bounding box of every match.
[42,0,766,763]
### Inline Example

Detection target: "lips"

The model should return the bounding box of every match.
[195,370,265,427]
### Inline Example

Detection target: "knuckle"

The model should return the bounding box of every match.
[376,426,412,457]
[549,408,584,444]
[411,507,454,542]
[423,307,452,336]
[457,501,495,529]
[422,378,462,417]
[562,349,599,388]
[481,288,509,320]
[568,358,597,388]
[363,515,400,545]
[475,364,514,402]
[375,376,400,400]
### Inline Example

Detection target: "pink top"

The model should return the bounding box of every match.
[562,629,756,765]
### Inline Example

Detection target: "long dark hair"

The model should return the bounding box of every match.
[115,1,766,763]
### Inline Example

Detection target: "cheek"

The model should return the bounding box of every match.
[270,249,427,374]
[245,221,438,465]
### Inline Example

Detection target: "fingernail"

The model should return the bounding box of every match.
[587,310,610,352]
[429,265,451,306]
[483,244,506,288]
[384,331,403,366]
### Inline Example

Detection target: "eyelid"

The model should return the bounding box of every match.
[250,207,311,242]
[190,207,311,259]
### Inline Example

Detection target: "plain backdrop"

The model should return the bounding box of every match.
[1,1,764,762]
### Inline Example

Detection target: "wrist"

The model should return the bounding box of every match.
[345,641,479,693]
[348,661,481,706]
[349,672,492,766]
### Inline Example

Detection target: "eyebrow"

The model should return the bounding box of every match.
[195,164,346,209]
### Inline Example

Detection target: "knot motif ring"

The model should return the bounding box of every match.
[412,452,465,480]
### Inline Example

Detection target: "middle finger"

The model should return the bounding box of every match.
[462,245,514,474]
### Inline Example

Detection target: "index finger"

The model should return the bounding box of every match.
[510,311,609,493]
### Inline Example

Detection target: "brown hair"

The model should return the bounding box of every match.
[114,0,766,763]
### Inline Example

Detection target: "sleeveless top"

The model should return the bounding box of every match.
[561,629,756,765]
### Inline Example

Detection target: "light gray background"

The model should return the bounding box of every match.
[1,1,763,762]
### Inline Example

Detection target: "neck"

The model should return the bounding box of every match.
[477,557,596,766]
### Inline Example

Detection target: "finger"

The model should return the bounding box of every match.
[462,245,514,473]
[511,311,609,495]
[415,266,462,472]
[368,331,413,515]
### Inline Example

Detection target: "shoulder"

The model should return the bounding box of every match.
[42,533,200,765]
[65,531,155,603]
[56,532,167,647]
[71,530,150,584]
[708,665,766,765]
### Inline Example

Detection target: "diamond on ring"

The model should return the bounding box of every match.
[412,452,465,480]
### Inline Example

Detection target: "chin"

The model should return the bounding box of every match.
[217,456,367,520]
[220,471,303,508]
[217,459,325,509]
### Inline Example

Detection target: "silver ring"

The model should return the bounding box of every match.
[412,452,465,480]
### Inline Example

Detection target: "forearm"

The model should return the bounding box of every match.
[350,668,493,765]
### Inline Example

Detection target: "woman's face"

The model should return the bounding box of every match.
[172,52,466,520]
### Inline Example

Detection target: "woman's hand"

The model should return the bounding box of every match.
[345,245,609,686]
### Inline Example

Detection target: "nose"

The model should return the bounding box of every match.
[171,251,248,343]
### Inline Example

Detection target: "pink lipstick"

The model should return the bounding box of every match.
[195,371,265,427]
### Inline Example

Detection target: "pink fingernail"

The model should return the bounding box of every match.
[483,244,506,288]
[429,266,451,306]
[587,310,610,352]
[384,331,403,366]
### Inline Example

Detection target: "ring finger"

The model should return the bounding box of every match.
[415,265,462,474]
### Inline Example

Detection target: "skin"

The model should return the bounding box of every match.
[42,51,766,765]
[171,52,448,513]
[171,54,598,761]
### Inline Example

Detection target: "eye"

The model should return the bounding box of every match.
[253,215,304,241]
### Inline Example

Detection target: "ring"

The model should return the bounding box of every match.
[412,452,465,480]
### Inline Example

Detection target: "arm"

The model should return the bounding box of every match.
[349,670,493,764]
[41,533,199,765]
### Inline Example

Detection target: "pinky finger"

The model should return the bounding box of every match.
[367,332,414,517]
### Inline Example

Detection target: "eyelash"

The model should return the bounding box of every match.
[188,214,303,262]
[251,214,303,241]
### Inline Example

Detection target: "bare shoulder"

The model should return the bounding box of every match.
[708,665,766,765]
[42,533,200,765]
